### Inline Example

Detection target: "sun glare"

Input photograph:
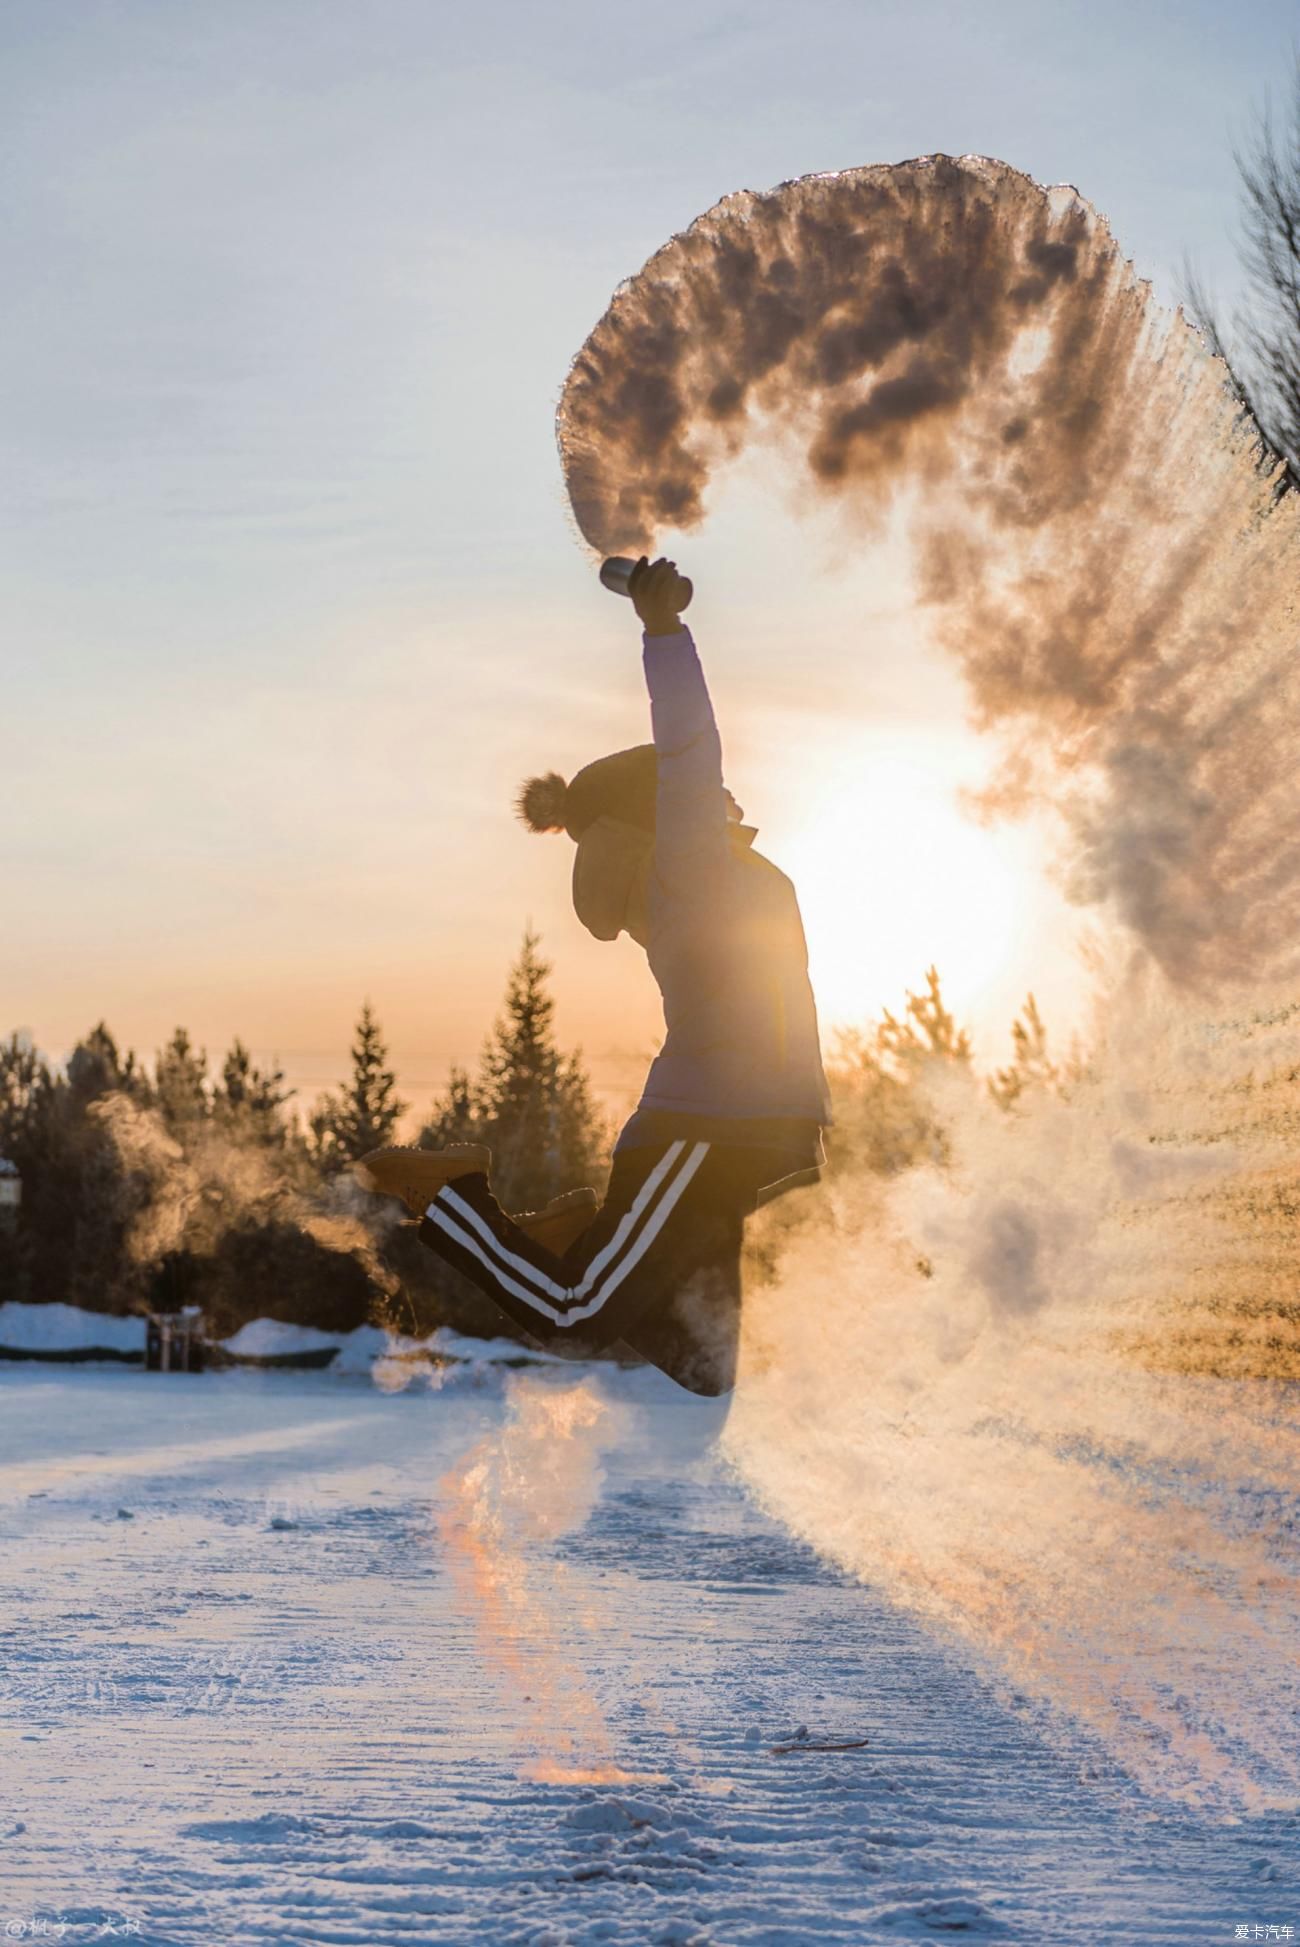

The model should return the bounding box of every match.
[772,736,1038,1042]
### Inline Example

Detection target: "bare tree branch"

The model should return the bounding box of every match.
[1180,256,1248,394]
[1233,65,1300,466]
[1183,59,1300,483]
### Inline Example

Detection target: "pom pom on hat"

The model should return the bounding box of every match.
[517,747,657,841]
[517,772,570,834]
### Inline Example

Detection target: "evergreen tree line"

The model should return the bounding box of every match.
[0,931,609,1340]
[0,928,1065,1340]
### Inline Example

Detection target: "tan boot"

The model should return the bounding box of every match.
[355,1144,491,1218]
[512,1187,600,1256]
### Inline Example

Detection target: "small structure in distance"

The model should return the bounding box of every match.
[145,1305,207,1373]
[0,1158,20,1232]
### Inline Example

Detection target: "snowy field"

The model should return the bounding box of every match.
[1,1359,1296,1946]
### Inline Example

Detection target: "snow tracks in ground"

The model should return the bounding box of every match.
[0,1366,1294,1945]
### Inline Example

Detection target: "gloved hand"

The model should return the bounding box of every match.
[628,555,693,635]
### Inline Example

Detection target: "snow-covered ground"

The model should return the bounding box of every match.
[0,1303,148,1357]
[1,1360,1296,1946]
[0,1300,568,1374]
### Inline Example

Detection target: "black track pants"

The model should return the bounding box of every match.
[418,1141,803,1397]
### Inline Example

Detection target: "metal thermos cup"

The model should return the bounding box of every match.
[599,556,693,610]
[599,556,639,597]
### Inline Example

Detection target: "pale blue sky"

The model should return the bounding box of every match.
[2,0,1293,1115]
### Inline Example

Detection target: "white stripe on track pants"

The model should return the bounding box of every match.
[417,1140,789,1397]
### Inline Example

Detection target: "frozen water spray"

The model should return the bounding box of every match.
[560,156,1300,1811]
[435,1374,649,1784]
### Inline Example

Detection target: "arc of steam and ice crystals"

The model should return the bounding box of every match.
[554,156,1300,1815]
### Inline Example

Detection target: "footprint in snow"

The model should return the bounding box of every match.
[875,1893,1002,1933]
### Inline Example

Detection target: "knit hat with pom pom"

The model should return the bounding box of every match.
[516,745,657,842]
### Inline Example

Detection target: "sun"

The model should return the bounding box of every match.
[766,731,1044,1044]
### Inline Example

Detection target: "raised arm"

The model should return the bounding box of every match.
[629,557,729,896]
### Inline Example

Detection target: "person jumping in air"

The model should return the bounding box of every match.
[359,557,831,1396]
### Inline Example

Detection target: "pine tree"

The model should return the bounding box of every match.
[877,965,973,1068]
[66,1023,150,1105]
[311,1002,407,1166]
[154,1028,209,1130]
[989,995,1057,1109]
[0,1034,51,1300]
[0,1027,144,1310]
[480,931,564,1203]
[828,967,972,1175]
[420,930,608,1211]
[420,1064,479,1150]
[0,1032,53,1159]
[217,1039,292,1143]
